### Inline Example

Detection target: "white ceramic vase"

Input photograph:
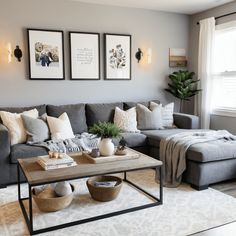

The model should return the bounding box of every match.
[98,138,114,156]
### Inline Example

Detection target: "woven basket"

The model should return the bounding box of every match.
[87,176,122,202]
[32,184,74,212]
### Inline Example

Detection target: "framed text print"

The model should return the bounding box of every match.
[69,32,100,80]
[27,29,65,80]
[104,34,131,80]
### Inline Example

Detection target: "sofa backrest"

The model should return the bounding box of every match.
[46,103,87,134]
[124,100,160,110]
[0,104,46,117]
[86,102,123,128]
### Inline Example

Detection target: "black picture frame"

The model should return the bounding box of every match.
[104,33,132,80]
[69,31,100,80]
[27,28,65,80]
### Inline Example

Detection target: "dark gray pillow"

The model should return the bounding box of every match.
[22,114,49,144]
[124,101,149,111]
[136,103,163,130]
[46,104,87,134]
[86,102,123,127]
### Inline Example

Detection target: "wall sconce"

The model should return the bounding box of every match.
[14,45,22,62]
[135,48,143,63]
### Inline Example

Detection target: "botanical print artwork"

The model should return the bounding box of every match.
[109,44,126,69]
[35,42,59,67]
[105,34,131,80]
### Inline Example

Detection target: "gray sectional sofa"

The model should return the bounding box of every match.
[0,101,235,190]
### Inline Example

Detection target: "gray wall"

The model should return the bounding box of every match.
[189,1,236,134]
[0,0,189,108]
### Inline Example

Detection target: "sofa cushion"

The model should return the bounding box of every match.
[10,144,48,164]
[113,132,147,148]
[0,104,46,117]
[141,129,186,147]
[86,102,123,127]
[47,104,87,134]
[187,140,236,163]
[142,129,236,163]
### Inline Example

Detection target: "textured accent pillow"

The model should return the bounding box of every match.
[137,103,163,130]
[47,112,75,140]
[22,114,49,144]
[150,102,174,127]
[0,109,39,145]
[161,102,174,127]
[113,107,140,133]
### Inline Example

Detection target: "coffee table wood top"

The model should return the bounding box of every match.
[18,150,162,186]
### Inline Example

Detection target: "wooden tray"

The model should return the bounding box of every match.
[83,148,140,164]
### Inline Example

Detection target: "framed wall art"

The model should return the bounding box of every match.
[69,32,100,80]
[169,48,187,67]
[27,29,65,80]
[104,34,131,80]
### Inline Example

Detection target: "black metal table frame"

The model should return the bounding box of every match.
[17,163,163,235]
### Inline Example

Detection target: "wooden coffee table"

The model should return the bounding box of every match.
[17,149,163,235]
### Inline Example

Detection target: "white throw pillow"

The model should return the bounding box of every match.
[47,112,75,140]
[150,102,174,127]
[113,107,140,133]
[0,109,39,145]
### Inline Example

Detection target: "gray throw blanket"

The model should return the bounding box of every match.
[160,130,236,188]
[33,132,100,153]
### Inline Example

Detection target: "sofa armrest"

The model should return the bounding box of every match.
[173,113,199,129]
[0,124,11,186]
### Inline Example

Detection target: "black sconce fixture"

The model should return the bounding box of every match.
[135,48,143,63]
[14,45,22,62]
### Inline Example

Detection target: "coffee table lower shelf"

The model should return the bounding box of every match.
[17,164,163,235]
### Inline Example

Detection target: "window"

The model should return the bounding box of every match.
[212,21,236,116]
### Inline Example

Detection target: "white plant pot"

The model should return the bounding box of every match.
[98,138,114,156]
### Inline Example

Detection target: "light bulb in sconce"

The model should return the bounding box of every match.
[147,48,152,64]
[7,43,12,63]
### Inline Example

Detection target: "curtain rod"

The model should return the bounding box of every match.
[196,11,236,25]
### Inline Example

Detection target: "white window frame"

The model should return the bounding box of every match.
[211,21,236,117]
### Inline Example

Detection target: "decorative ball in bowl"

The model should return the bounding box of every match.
[87,176,122,202]
[32,184,75,212]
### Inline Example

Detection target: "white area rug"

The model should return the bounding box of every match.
[1,170,236,236]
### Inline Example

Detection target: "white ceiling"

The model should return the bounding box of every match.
[72,0,234,15]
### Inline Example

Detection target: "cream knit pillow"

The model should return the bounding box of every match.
[47,112,75,140]
[113,107,140,133]
[0,109,39,145]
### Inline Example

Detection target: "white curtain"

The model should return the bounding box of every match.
[198,17,215,129]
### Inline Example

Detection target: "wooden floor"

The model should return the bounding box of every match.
[192,180,236,236]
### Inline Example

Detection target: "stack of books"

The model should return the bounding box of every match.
[37,154,77,170]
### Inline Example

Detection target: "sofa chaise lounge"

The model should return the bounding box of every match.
[0,101,236,190]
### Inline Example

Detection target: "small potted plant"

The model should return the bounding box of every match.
[89,122,121,156]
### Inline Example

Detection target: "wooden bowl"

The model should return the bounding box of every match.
[32,184,74,212]
[86,176,122,202]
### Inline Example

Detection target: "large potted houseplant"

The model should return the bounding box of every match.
[165,70,201,112]
[89,122,121,156]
